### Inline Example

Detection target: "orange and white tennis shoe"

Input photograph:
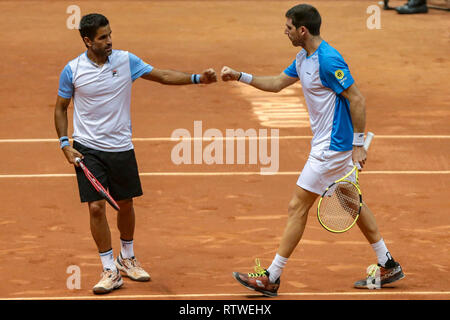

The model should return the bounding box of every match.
[92,269,123,294]
[115,253,151,282]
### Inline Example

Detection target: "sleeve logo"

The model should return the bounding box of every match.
[335,69,345,80]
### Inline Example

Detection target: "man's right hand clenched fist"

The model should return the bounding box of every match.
[221,66,240,81]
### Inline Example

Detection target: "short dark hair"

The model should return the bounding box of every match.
[79,13,109,40]
[285,4,321,36]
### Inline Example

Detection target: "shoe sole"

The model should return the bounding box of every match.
[115,261,151,282]
[93,278,124,295]
[232,272,277,297]
[396,6,428,14]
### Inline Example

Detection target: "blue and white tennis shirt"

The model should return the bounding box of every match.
[58,50,153,151]
[284,40,355,153]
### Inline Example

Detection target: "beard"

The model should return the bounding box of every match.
[291,39,302,47]
[92,44,112,57]
[294,38,305,47]
[288,35,303,47]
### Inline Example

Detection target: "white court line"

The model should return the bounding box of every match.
[2,291,449,300]
[0,174,76,178]
[0,135,449,143]
[0,171,449,179]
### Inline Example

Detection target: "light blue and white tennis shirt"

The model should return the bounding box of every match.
[58,50,153,151]
[284,40,355,154]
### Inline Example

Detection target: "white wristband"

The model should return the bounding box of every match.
[238,72,253,84]
[353,132,365,146]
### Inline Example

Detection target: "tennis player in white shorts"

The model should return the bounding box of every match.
[221,3,404,296]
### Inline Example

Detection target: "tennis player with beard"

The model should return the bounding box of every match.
[221,4,404,296]
[55,13,217,294]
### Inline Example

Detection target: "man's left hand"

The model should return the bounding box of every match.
[352,146,367,169]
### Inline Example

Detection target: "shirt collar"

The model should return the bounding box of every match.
[84,50,111,67]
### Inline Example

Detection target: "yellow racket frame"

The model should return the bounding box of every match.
[317,165,362,233]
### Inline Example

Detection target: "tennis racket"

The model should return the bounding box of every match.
[317,132,374,233]
[75,157,120,211]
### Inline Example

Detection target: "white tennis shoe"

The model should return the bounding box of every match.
[93,269,123,294]
[115,253,151,282]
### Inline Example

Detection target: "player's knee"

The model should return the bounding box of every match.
[88,201,106,219]
[117,198,133,211]
[287,198,307,220]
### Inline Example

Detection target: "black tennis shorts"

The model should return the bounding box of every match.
[73,140,143,203]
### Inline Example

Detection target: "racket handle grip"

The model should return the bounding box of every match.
[364,132,374,151]
[75,157,82,164]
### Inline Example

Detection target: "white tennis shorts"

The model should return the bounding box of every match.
[296,149,355,195]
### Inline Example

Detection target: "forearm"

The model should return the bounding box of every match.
[342,85,368,166]
[221,67,296,92]
[142,68,216,85]
[349,96,366,133]
[249,75,284,93]
[155,70,193,85]
[54,105,69,138]
[54,98,83,164]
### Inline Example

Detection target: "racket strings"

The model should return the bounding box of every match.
[335,183,360,217]
[320,181,361,231]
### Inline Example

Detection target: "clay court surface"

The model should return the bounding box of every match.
[0,0,449,301]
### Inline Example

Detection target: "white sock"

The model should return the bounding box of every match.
[120,238,135,259]
[267,253,288,283]
[99,249,117,271]
[371,238,390,267]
